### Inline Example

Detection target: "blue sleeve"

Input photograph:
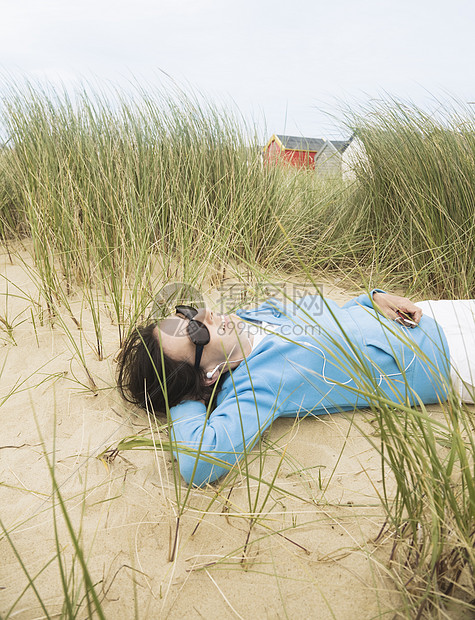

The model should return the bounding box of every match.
[294,289,386,317]
[342,289,386,310]
[169,382,278,486]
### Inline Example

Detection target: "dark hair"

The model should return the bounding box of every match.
[116,323,219,412]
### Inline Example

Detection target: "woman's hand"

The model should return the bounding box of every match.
[372,292,422,327]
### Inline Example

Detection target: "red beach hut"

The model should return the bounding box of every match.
[264,134,352,174]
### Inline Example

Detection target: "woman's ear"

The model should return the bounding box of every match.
[203,370,219,386]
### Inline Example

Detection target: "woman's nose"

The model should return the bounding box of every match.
[195,307,212,324]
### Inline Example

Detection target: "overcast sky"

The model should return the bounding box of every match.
[1,0,475,139]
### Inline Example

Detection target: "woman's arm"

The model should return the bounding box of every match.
[169,382,277,486]
[343,290,422,326]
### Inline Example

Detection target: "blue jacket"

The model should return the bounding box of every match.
[169,291,450,486]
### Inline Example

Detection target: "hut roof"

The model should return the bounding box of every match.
[273,134,352,153]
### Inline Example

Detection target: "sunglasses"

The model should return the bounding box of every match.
[175,305,210,369]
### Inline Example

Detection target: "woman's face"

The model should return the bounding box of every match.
[155,308,250,383]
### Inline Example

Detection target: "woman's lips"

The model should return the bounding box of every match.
[218,313,242,334]
[219,314,235,332]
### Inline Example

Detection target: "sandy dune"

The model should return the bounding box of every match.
[0,243,403,619]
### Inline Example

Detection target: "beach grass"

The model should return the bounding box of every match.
[346,98,475,298]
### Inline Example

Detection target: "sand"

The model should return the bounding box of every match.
[0,242,404,619]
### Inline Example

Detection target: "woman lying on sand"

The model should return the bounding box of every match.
[117,290,475,486]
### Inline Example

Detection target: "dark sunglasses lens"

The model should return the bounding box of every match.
[175,305,197,320]
[174,306,210,355]
[187,320,210,346]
